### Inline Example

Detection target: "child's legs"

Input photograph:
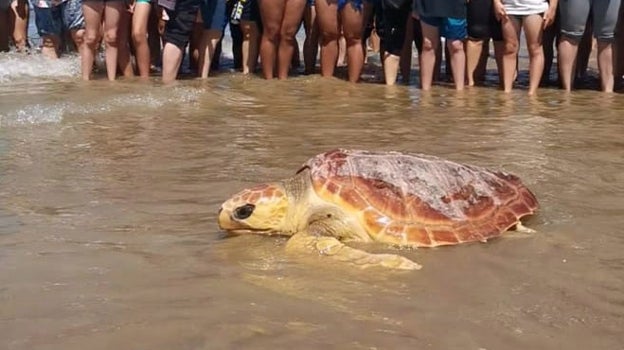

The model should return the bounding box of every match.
[199,29,221,78]
[240,20,259,74]
[9,0,28,51]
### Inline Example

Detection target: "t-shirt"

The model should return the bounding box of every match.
[413,0,467,19]
[502,0,548,15]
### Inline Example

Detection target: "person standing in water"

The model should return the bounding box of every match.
[258,0,306,79]
[0,0,29,52]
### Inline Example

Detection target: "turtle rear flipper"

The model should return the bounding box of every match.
[286,233,422,270]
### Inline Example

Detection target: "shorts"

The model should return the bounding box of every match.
[380,0,410,56]
[31,0,84,37]
[559,0,621,42]
[337,0,362,11]
[163,0,201,49]
[420,16,466,40]
[199,0,226,30]
[229,0,259,23]
[466,0,502,41]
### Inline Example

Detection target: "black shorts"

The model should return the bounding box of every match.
[380,0,410,56]
[466,0,502,41]
[163,0,201,49]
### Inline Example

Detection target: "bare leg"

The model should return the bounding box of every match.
[241,20,260,74]
[277,0,306,79]
[315,0,339,78]
[465,39,484,86]
[41,35,61,59]
[596,40,614,92]
[419,21,440,90]
[82,1,104,80]
[70,28,86,62]
[103,1,124,80]
[340,2,363,83]
[523,14,544,95]
[558,37,579,91]
[500,16,521,92]
[199,29,222,78]
[447,38,465,90]
[161,42,183,83]
[259,0,285,79]
[132,1,152,78]
[9,0,28,52]
[337,33,346,66]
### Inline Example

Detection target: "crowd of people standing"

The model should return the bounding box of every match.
[1,0,623,93]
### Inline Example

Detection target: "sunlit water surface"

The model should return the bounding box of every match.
[1,53,623,350]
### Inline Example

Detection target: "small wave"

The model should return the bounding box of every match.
[0,86,203,127]
[0,103,67,127]
[0,53,80,83]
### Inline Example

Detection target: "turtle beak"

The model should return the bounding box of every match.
[217,206,235,230]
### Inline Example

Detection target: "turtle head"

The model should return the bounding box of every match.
[218,183,290,235]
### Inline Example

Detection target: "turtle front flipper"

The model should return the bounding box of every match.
[285,233,422,270]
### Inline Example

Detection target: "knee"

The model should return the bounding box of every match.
[104,30,118,46]
[447,39,464,54]
[343,31,362,46]
[280,26,299,42]
[263,23,281,42]
[73,30,85,46]
[132,29,147,44]
[84,32,99,47]
[421,37,437,52]
[527,42,543,57]
[319,27,339,44]
[503,39,519,55]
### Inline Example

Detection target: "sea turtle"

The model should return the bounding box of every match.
[218,149,539,270]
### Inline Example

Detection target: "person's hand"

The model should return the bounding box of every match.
[543,6,556,28]
[493,1,507,21]
[412,11,420,20]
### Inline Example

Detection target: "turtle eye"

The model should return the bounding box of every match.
[233,204,255,220]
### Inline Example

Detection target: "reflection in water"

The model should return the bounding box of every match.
[0,56,623,350]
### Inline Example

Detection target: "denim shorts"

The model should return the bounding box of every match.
[199,0,226,31]
[31,0,84,37]
[420,16,467,40]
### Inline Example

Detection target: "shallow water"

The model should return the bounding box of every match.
[1,52,623,350]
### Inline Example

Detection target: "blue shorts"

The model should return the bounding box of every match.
[420,16,466,41]
[337,0,362,11]
[31,0,85,37]
[200,0,226,31]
